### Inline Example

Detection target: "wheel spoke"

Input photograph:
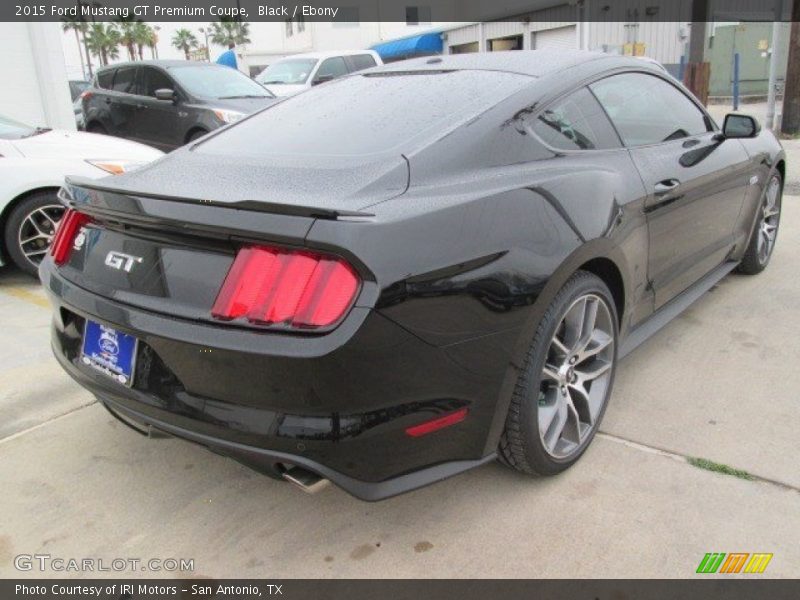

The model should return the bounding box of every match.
[576,330,613,363]
[542,393,569,452]
[561,297,587,351]
[36,208,59,231]
[575,359,612,381]
[20,233,48,246]
[24,215,49,237]
[550,335,570,357]
[562,397,582,445]
[542,364,560,382]
[568,380,599,425]
[23,247,48,258]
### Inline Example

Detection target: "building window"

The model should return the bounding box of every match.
[406,6,431,26]
[332,7,360,28]
[285,20,293,37]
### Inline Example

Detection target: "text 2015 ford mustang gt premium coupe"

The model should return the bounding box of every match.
[41,51,785,501]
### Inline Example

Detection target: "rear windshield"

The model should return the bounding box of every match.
[197,70,532,157]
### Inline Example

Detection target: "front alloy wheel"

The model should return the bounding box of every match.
[499,271,618,476]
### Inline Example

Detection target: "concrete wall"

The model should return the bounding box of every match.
[0,22,74,130]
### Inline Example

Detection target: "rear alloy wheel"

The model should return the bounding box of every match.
[738,173,782,275]
[499,271,618,475]
[4,191,65,276]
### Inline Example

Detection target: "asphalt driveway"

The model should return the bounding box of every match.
[1,140,798,578]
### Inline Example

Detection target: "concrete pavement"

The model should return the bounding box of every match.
[0,142,798,578]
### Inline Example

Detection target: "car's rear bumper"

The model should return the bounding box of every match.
[42,260,504,500]
[88,391,495,502]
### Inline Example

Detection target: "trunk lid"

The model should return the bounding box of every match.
[56,180,324,324]
[98,144,409,214]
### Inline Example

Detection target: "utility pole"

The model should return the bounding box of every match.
[685,0,710,104]
[765,0,785,131]
[781,0,800,135]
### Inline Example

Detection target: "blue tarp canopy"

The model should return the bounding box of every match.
[371,32,443,61]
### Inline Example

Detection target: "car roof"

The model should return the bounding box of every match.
[275,50,379,61]
[374,49,656,78]
[96,60,219,72]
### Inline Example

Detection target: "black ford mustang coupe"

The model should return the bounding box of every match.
[41,51,785,500]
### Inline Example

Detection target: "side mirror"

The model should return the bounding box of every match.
[312,74,334,86]
[154,88,176,103]
[721,113,760,139]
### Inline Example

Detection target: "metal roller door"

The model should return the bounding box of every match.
[534,26,577,51]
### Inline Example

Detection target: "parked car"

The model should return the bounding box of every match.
[0,113,162,275]
[69,79,90,101]
[255,50,382,96]
[83,60,277,151]
[43,51,785,500]
[73,96,85,130]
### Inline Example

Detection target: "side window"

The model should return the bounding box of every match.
[530,87,621,151]
[112,67,137,94]
[96,69,114,90]
[140,67,174,97]
[315,57,349,81]
[590,72,710,146]
[349,54,377,72]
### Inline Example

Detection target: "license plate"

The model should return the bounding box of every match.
[80,320,138,387]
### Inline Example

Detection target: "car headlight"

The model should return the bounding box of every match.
[86,159,146,175]
[213,108,246,124]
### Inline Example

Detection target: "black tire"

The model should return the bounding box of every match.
[737,172,782,275]
[498,270,618,476]
[4,191,66,277]
[86,122,107,135]
[186,129,207,143]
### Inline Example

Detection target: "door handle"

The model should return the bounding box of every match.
[654,179,680,196]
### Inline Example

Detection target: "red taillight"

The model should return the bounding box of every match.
[50,209,91,265]
[211,245,360,330]
[405,408,469,437]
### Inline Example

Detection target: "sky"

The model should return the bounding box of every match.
[61,21,284,79]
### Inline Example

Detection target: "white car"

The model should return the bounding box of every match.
[0,114,163,276]
[255,50,383,97]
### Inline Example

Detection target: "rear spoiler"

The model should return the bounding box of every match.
[61,176,375,221]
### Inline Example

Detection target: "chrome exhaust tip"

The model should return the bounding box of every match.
[281,465,330,494]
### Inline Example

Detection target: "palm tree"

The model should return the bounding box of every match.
[85,23,121,66]
[115,18,138,61]
[172,29,199,61]
[208,19,251,47]
[148,26,160,59]
[61,17,89,78]
[133,22,152,60]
